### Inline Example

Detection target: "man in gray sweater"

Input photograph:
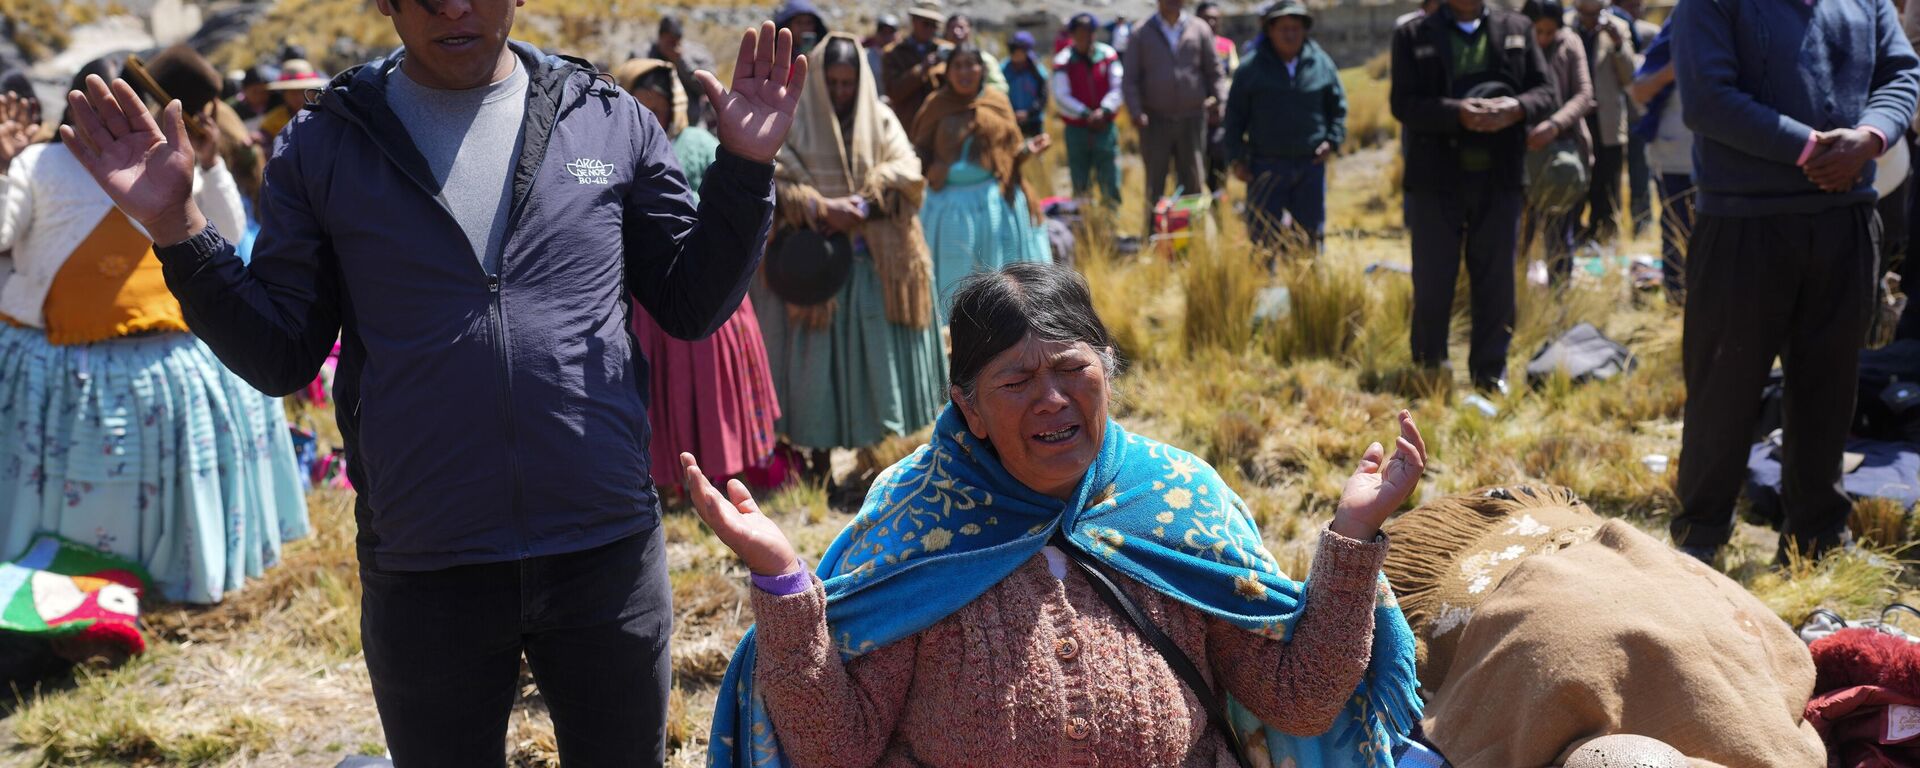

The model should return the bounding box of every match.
[1671,0,1919,565]
[1122,0,1227,233]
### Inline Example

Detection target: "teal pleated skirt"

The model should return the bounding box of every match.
[921,167,1053,319]
[0,325,309,604]
[753,244,948,451]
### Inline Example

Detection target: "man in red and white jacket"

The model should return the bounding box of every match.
[1051,13,1125,207]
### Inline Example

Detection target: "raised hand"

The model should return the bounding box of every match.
[696,21,810,165]
[0,92,40,173]
[59,75,205,245]
[1331,410,1428,541]
[681,453,801,577]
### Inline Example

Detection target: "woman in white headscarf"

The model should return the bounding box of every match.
[754,33,945,482]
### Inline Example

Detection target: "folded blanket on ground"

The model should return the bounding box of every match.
[0,536,150,659]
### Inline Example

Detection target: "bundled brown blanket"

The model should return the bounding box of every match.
[1383,487,1827,768]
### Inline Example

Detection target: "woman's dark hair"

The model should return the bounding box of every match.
[821,36,862,71]
[658,15,684,38]
[1523,0,1565,24]
[948,262,1120,400]
[0,69,32,102]
[57,56,127,142]
[947,42,985,72]
[627,67,677,99]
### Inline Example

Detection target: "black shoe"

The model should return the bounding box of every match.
[1677,544,1719,566]
[1473,377,1511,397]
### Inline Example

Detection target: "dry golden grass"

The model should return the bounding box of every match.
[0,35,1912,768]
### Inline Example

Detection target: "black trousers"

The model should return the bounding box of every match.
[1408,174,1521,383]
[1578,143,1626,244]
[1673,205,1879,553]
[362,527,673,767]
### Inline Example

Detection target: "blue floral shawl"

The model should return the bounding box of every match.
[708,406,1421,767]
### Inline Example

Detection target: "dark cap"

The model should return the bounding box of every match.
[1068,12,1100,30]
[877,13,901,29]
[1261,1,1313,28]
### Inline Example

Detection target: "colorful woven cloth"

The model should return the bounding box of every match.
[0,536,150,656]
[709,406,1421,768]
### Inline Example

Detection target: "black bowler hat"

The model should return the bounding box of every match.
[765,227,854,306]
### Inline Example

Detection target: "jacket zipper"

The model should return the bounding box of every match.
[326,75,538,557]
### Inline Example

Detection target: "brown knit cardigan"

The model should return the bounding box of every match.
[750,527,1390,768]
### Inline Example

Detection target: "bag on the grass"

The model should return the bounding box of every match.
[1745,437,1920,527]
[0,536,149,658]
[1856,339,1920,442]
[1525,323,1634,386]
[1525,138,1589,215]
[1804,624,1920,768]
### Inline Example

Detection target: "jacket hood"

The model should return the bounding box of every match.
[775,0,829,36]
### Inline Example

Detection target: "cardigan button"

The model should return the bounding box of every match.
[1066,716,1091,740]
[1056,636,1080,660]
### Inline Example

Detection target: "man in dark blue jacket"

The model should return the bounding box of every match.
[58,0,807,761]
[1671,0,1919,565]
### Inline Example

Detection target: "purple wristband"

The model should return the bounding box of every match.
[751,560,811,596]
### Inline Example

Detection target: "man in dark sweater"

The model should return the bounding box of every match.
[1390,0,1558,393]
[1671,0,1919,564]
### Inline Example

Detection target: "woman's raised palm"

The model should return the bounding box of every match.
[681,453,799,577]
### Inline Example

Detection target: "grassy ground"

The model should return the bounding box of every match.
[1,55,1915,768]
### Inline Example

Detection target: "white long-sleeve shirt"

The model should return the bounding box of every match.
[0,141,244,328]
[1050,45,1126,121]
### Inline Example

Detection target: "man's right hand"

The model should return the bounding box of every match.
[60,75,205,246]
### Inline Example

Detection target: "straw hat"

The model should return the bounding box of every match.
[907,0,946,24]
[266,59,328,91]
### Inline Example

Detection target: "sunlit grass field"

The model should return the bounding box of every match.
[0,25,1912,768]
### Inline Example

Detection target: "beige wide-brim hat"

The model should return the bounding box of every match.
[907,0,946,24]
[266,58,329,91]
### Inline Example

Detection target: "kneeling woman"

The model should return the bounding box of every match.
[0,52,307,604]
[692,262,1426,767]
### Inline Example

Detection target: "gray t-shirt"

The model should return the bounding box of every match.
[385,58,529,273]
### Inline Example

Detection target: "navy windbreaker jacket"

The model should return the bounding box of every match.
[155,42,775,570]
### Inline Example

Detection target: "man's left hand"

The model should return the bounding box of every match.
[1804,127,1881,193]
[697,21,809,165]
[1313,141,1333,164]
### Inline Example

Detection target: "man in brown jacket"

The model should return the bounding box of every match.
[1122,0,1228,232]
[882,0,954,125]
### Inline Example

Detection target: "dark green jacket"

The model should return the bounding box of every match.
[1223,40,1347,161]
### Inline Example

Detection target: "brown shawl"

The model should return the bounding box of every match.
[773,33,934,329]
[1383,488,1826,768]
[909,79,1040,223]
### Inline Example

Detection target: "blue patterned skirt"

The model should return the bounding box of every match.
[0,325,308,604]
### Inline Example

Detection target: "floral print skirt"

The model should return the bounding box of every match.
[0,325,308,604]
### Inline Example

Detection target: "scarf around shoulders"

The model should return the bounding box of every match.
[708,406,1421,768]
[910,83,1041,222]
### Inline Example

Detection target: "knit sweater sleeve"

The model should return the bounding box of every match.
[752,574,918,768]
[1205,527,1388,737]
